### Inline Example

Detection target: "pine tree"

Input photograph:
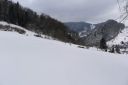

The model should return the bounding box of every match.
[8,4,15,24]
[109,45,115,53]
[100,38,107,51]
[115,45,121,54]
[0,3,2,20]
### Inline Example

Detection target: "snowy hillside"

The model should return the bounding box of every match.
[0,21,36,36]
[108,27,128,45]
[107,27,128,53]
[0,23,128,85]
[107,18,128,45]
[0,21,52,39]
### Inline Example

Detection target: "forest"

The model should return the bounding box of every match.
[0,0,75,43]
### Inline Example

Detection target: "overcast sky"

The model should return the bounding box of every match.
[12,0,120,23]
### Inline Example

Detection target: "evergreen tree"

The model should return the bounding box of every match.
[0,3,2,20]
[109,45,115,53]
[8,4,15,24]
[115,45,121,54]
[100,37,107,51]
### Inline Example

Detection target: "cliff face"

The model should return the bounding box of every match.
[80,20,125,46]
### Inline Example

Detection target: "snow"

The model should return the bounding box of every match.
[0,21,36,36]
[108,27,128,45]
[0,21,9,26]
[79,30,88,37]
[0,21,128,85]
[0,30,128,85]
[0,21,54,40]
[90,24,95,30]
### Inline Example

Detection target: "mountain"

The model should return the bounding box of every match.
[0,0,74,43]
[65,20,125,46]
[107,26,128,53]
[108,27,128,45]
[73,20,125,46]
[64,22,95,37]
[64,22,95,32]
[0,21,128,85]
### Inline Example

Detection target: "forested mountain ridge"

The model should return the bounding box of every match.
[0,0,75,42]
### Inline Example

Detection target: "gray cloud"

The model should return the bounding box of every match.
[12,0,120,23]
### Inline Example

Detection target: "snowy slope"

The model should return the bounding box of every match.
[0,21,36,36]
[108,27,128,45]
[0,29,128,85]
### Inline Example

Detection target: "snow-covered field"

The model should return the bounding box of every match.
[0,30,128,85]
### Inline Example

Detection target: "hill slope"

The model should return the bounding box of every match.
[0,25,128,85]
[0,0,72,43]
[108,27,128,45]
[107,27,128,53]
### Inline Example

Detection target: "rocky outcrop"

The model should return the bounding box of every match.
[81,20,125,46]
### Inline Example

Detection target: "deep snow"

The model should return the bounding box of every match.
[0,30,128,85]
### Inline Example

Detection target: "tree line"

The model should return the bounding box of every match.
[0,0,76,43]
